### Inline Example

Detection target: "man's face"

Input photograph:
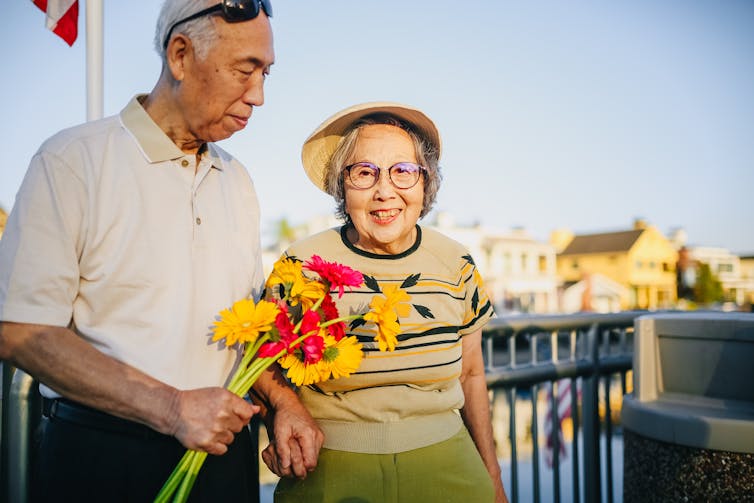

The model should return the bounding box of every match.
[178,13,274,144]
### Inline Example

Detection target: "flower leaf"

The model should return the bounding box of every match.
[363,274,381,292]
[413,304,434,319]
[400,273,420,289]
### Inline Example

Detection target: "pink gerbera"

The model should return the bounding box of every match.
[303,255,364,298]
[301,334,325,364]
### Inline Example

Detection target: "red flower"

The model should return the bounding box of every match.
[258,341,286,357]
[299,309,321,338]
[301,334,325,364]
[297,310,324,363]
[304,255,364,298]
[274,306,299,352]
[320,294,346,341]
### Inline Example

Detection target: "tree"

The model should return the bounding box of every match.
[693,263,724,305]
[274,217,297,245]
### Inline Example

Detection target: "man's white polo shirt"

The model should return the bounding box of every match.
[0,95,265,396]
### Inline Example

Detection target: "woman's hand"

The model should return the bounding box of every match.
[261,401,324,479]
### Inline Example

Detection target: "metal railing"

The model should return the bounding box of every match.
[1,363,40,503]
[2,311,642,502]
[482,311,641,503]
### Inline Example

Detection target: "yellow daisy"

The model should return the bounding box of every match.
[318,335,364,381]
[212,298,279,346]
[279,352,324,386]
[363,284,412,352]
[293,278,326,311]
[266,258,307,300]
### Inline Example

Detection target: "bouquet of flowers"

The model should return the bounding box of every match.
[154,255,410,503]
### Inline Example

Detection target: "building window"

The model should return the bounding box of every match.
[538,255,547,273]
[635,260,643,269]
[718,263,733,273]
[572,260,579,270]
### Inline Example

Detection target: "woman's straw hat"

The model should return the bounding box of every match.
[301,101,441,193]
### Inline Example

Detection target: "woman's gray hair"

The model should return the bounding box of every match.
[323,113,442,223]
[154,0,218,63]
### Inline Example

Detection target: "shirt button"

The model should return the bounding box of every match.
[196,217,201,225]
[181,159,189,168]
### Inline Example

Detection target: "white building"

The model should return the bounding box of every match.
[560,273,630,313]
[430,213,559,314]
[688,246,752,306]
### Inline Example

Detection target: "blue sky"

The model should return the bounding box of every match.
[2,1,753,253]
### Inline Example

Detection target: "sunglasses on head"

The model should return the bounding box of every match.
[163,0,273,49]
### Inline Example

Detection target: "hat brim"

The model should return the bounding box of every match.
[301,102,441,193]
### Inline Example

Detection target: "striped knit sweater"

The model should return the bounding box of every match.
[281,224,495,454]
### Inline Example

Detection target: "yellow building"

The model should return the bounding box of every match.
[554,220,678,310]
[739,255,754,308]
[0,207,7,239]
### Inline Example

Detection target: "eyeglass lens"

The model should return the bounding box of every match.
[347,162,424,189]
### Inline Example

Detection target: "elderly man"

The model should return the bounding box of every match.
[0,1,321,501]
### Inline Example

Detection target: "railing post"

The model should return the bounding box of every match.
[582,323,602,503]
[1,363,12,500]
[6,369,38,503]
[508,333,518,503]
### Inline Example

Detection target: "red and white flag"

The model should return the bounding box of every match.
[32,0,79,46]
[543,378,575,467]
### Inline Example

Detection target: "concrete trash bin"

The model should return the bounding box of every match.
[622,312,754,502]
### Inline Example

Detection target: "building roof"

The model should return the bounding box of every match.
[559,229,644,256]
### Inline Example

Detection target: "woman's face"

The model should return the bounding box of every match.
[343,124,425,255]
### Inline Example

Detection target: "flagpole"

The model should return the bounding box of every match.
[85,0,103,121]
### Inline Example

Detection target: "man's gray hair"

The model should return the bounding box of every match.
[154,0,217,62]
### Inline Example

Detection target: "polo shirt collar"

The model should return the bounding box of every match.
[119,94,224,171]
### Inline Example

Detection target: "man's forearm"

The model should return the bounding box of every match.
[0,321,180,434]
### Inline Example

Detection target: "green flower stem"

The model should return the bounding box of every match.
[173,450,208,503]
[228,356,278,396]
[153,449,195,503]
[229,325,326,397]
[227,334,270,391]
[320,313,362,329]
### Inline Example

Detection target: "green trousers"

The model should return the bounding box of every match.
[274,427,495,503]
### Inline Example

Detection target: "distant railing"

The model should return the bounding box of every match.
[482,311,641,503]
[2,312,643,502]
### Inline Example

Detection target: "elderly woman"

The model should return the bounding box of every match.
[265,102,508,503]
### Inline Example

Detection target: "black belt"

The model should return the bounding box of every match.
[42,398,163,440]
